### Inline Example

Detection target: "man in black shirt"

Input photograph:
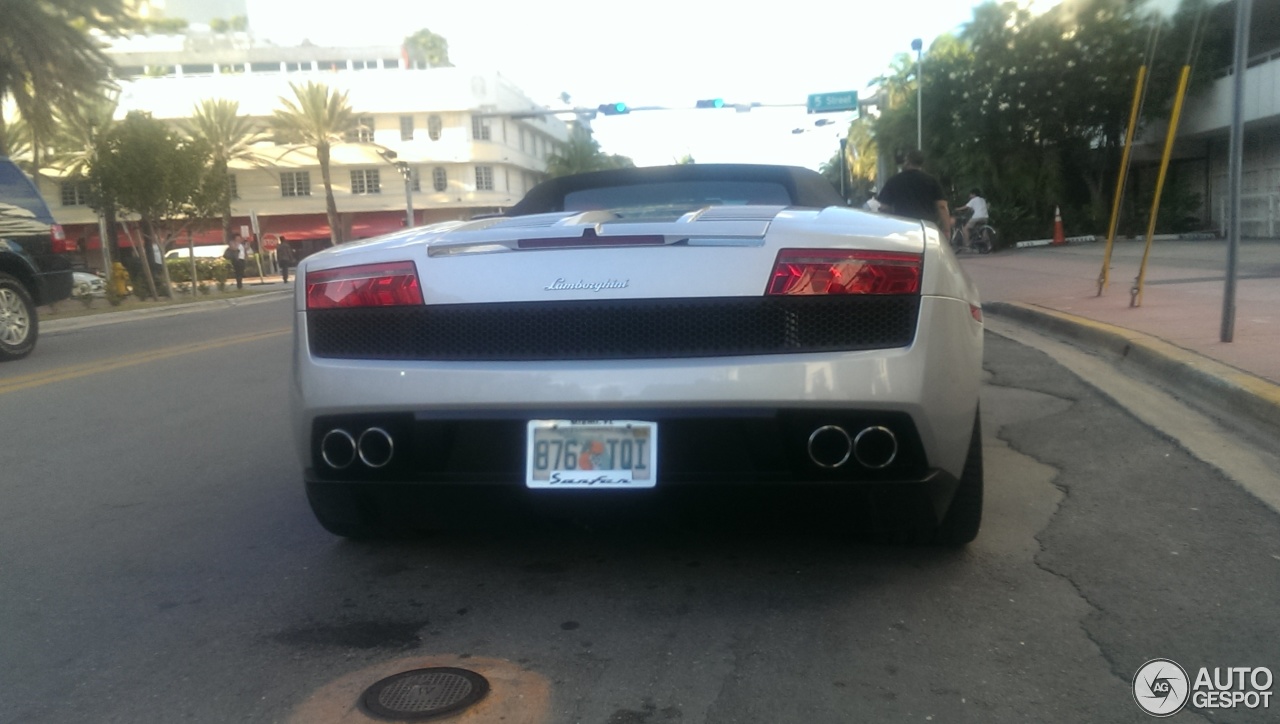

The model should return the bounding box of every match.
[876,150,952,239]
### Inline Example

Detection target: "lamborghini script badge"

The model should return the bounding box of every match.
[544,278,630,292]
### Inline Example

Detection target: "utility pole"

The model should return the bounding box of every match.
[1222,0,1252,342]
[912,38,923,150]
[396,162,414,228]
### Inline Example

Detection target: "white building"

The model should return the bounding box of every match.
[1135,0,1280,238]
[40,33,571,259]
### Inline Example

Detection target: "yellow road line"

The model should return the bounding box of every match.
[0,328,290,395]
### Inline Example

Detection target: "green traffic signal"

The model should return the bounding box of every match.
[597,102,629,115]
[696,98,725,109]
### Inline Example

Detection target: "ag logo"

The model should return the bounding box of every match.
[1133,658,1190,717]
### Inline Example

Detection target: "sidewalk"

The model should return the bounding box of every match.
[961,238,1280,433]
[41,275,294,333]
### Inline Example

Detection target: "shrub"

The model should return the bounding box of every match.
[166,257,232,285]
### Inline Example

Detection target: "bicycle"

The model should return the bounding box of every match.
[950,208,997,254]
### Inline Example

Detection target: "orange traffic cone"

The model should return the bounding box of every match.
[1051,205,1066,245]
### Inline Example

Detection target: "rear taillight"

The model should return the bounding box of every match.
[50,224,75,253]
[766,249,922,295]
[306,261,423,309]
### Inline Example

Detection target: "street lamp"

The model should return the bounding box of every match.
[378,149,415,228]
[911,38,923,150]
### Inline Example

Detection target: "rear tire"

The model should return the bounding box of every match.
[978,227,996,254]
[0,273,38,362]
[305,482,380,539]
[933,411,983,546]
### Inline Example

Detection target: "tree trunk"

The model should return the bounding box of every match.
[222,209,233,246]
[104,204,122,258]
[150,220,174,297]
[126,222,159,300]
[219,159,233,245]
[318,142,342,246]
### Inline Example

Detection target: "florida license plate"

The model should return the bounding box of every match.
[525,420,657,489]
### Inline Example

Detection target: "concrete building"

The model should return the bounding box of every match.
[1137,0,1280,238]
[40,31,571,263]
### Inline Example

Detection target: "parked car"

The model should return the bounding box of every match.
[71,271,107,298]
[0,157,75,361]
[165,244,229,260]
[291,164,985,543]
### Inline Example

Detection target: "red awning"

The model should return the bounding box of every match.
[257,211,410,242]
[350,211,409,239]
[59,211,412,250]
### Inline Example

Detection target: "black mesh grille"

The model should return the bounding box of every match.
[307,295,920,361]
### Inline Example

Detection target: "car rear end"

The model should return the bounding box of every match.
[0,159,75,305]
[291,202,983,537]
[1,158,76,361]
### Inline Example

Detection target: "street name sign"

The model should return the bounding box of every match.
[807,91,859,114]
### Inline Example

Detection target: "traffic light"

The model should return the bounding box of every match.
[597,102,629,115]
[696,98,725,109]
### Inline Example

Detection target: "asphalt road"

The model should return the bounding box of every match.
[1,297,1277,723]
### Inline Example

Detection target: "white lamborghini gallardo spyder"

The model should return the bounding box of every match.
[292,164,984,543]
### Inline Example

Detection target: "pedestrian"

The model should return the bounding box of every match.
[277,236,295,283]
[876,150,952,240]
[863,188,882,212]
[228,233,248,290]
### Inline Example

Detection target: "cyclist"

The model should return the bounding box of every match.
[957,188,989,250]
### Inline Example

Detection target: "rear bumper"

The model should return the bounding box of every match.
[34,256,73,305]
[304,407,932,485]
[293,295,983,482]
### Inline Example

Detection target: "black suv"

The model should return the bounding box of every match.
[0,157,74,361]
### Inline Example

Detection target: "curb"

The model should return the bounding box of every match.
[1015,235,1097,248]
[985,301,1280,438]
[1012,232,1219,249]
[41,288,292,334]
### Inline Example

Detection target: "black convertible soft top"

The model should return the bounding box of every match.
[505,164,846,216]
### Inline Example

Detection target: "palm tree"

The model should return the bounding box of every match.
[49,93,121,256]
[271,81,357,246]
[545,126,634,178]
[51,94,118,176]
[872,52,919,111]
[188,99,268,245]
[4,115,33,169]
[0,0,123,158]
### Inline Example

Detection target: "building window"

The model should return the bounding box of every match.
[471,116,491,141]
[348,116,375,142]
[280,171,311,197]
[475,166,493,191]
[400,115,414,141]
[428,115,443,141]
[227,173,239,200]
[432,167,447,192]
[351,169,381,194]
[60,181,91,206]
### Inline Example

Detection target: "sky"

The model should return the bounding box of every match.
[239,0,1075,170]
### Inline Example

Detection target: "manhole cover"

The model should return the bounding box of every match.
[361,667,489,721]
